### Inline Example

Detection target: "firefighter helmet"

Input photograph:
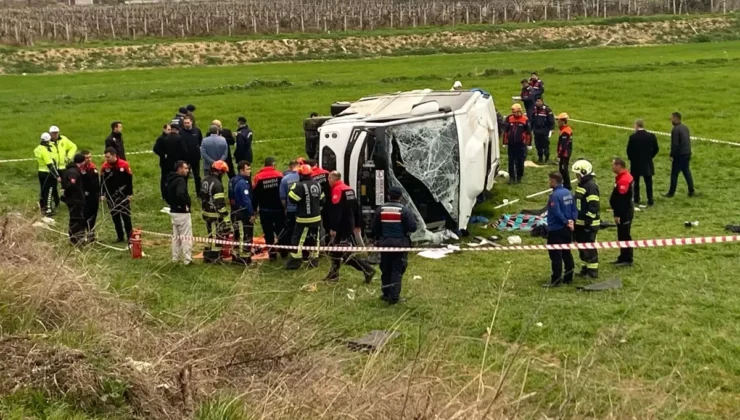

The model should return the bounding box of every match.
[511,103,523,112]
[297,164,312,176]
[211,160,229,173]
[571,159,594,176]
[557,112,570,120]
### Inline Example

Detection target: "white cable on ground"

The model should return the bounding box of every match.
[570,118,740,147]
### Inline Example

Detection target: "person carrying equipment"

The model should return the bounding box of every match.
[530,98,555,163]
[101,147,133,243]
[49,126,77,167]
[252,157,285,260]
[286,164,325,270]
[572,159,600,278]
[34,132,60,217]
[556,113,573,190]
[61,153,87,245]
[81,150,100,242]
[201,160,231,255]
[325,171,375,283]
[609,158,634,267]
[372,186,417,304]
[542,172,577,288]
[502,103,532,184]
[229,161,255,265]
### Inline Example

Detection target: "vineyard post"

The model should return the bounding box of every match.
[66,22,71,42]
[109,19,115,39]
[275,12,279,34]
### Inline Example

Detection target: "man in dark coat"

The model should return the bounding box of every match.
[234,116,254,165]
[104,121,126,161]
[626,119,659,206]
[181,116,203,198]
[665,112,695,198]
[153,123,172,200]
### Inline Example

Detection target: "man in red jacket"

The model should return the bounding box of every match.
[252,157,285,260]
[502,103,532,184]
[609,158,635,267]
[101,147,133,243]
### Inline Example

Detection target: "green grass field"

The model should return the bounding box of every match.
[2,40,740,418]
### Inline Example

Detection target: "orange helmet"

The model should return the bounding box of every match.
[211,160,229,173]
[297,164,312,176]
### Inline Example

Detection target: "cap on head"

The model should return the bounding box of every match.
[511,103,523,112]
[186,104,196,112]
[178,107,188,114]
[388,186,403,199]
[170,118,182,129]
[237,116,247,124]
[40,132,52,142]
[48,125,60,133]
[73,153,85,164]
[211,160,229,173]
[557,112,569,120]
[297,164,312,176]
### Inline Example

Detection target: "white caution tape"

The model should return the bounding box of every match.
[570,118,740,148]
[0,136,301,164]
[139,228,740,253]
[493,188,553,210]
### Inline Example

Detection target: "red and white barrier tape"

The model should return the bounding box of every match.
[139,228,740,253]
[570,118,740,148]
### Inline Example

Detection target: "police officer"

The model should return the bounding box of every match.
[49,125,77,167]
[252,157,285,261]
[61,153,87,245]
[101,147,134,243]
[325,171,375,283]
[34,132,60,217]
[372,186,417,304]
[518,79,535,117]
[530,98,554,163]
[81,150,100,242]
[556,113,573,190]
[502,103,532,184]
[542,172,577,288]
[201,160,231,255]
[286,164,324,270]
[609,158,635,267]
[234,116,253,165]
[572,159,600,278]
[229,161,255,265]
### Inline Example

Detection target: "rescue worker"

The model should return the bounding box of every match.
[306,159,331,243]
[529,72,545,100]
[325,171,375,283]
[61,153,87,245]
[213,120,236,179]
[153,123,171,200]
[49,125,77,166]
[530,98,554,163]
[372,186,417,304]
[201,160,231,254]
[502,103,532,184]
[104,121,126,161]
[81,150,100,242]
[234,116,254,165]
[572,159,600,278]
[252,157,285,261]
[286,164,324,270]
[279,160,301,258]
[556,113,573,190]
[519,79,535,117]
[166,161,193,265]
[229,161,255,265]
[34,132,60,217]
[609,158,634,267]
[542,172,577,288]
[182,116,203,198]
[101,147,133,244]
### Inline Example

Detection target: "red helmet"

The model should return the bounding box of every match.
[297,164,312,176]
[211,160,229,173]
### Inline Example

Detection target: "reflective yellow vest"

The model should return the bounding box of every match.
[34,143,58,174]
[54,135,77,165]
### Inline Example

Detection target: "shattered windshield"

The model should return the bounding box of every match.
[385,116,460,240]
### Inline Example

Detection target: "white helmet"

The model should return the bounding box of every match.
[40,132,51,142]
[571,159,594,177]
[48,125,60,133]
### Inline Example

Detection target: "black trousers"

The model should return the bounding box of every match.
[38,172,58,213]
[286,223,319,269]
[327,236,373,280]
[668,155,695,195]
[279,212,296,258]
[534,132,550,161]
[84,197,99,239]
[225,153,236,179]
[617,219,633,263]
[507,147,526,182]
[107,198,132,241]
[547,227,575,283]
[632,173,653,204]
[559,157,571,190]
[232,214,254,259]
[260,211,286,259]
[67,201,86,245]
[380,252,407,303]
[188,159,201,198]
[574,225,599,272]
[159,167,167,200]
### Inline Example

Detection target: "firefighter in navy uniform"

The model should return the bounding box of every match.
[252,157,285,260]
[556,113,574,190]
[306,159,331,244]
[530,98,555,163]
[609,158,635,267]
[325,171,376,283]
[81,150,101,242]
[201,160,232,257]
[61,154,87,246]
[572,159,600,278]
[286,164,325,270]
[372,186,417,305]
[502,103,532,184]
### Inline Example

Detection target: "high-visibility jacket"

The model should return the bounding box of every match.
[54,135,77,166]
[574,175,600,228]
[288,177,324,224]
[34,142,59,176]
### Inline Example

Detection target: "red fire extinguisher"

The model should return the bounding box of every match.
[221,233,233,260]
[130,228,143,259]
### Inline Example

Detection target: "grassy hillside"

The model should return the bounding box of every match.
[2,41,740,417]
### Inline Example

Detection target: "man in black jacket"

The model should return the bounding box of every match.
[666,112,695,197]
[626,119,659,206]
[166,160,193,265]
[530,98,555,163]
[61,154,87,246]
[161,119,186,178]
[104,121,126,161]
[81,150,100,242]
[181,116,203,198]
[234,116,254,165]
[153,123,171,200]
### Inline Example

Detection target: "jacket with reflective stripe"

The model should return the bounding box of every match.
[200,174,229,220]
[288,178,324,224]
[34,143,59,175]
[574,175,600,227]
